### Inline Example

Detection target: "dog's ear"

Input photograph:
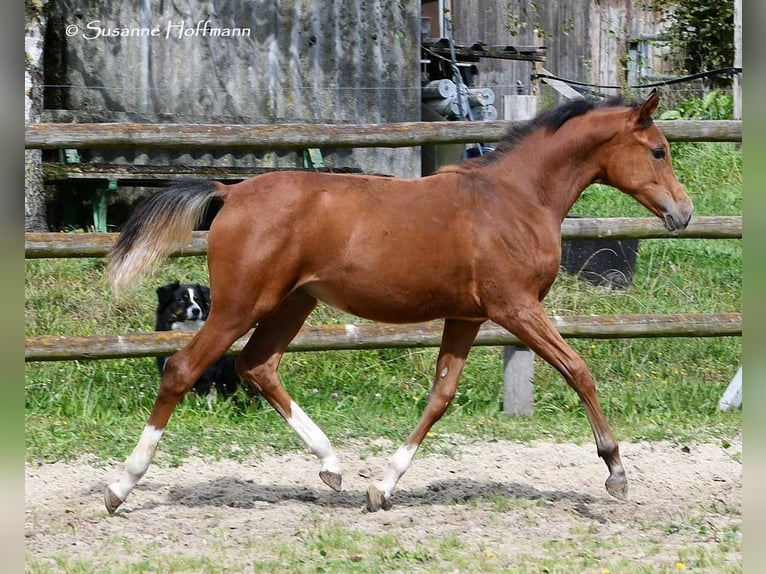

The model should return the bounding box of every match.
[198,285,211,312]
[156,281,180,308]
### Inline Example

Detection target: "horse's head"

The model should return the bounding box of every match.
[600,89,693,232]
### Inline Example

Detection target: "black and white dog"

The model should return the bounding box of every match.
[155,281,243,401]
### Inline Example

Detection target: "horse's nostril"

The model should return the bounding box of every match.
[665,213,676,230]
[664,210,691,232]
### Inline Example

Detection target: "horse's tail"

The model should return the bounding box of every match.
[107,178,227,293]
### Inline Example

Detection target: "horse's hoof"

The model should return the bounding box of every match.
[365,484,391,512]
[104,486,124,514]
[319,470,342,492]
[605,474,628,501]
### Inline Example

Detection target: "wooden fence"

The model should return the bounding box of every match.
[25,119,742,414]
[25,313,741,363]
[25,119,742,150]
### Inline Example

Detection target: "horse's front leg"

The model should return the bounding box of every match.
[489,297,628,500]
[105,317,251,513]
[366,319,482,512]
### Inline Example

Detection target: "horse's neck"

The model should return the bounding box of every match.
[493,116,616,220]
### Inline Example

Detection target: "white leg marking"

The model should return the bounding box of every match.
[286,401,341,475]
[376,443,419,499]
[108,425,164,502]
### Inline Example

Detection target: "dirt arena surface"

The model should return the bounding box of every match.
[25,437,742,572]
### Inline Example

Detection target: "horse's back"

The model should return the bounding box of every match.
[206,170,489,322]
[217,169,475,241]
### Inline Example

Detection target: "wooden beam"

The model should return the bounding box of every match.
[41,162,370,184]
[559,215,742,240]
[24,313,742,362]
[25,231,208,258]
[24,216,742,259]
[539,67,584,100]
[422,40,547,62]
[24,120,742,150]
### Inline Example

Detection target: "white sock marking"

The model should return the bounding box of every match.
[376,443,418,499]
[108,425,164,501]
[286,401,341,475]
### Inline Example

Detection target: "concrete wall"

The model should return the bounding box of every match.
[43,0,421,177]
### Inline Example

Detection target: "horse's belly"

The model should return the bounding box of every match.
[300,280,484,324]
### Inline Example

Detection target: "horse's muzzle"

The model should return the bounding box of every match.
[663,208,693,232]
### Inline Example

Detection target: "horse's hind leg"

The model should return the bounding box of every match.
[366,319,482,512]
[234,291,343,491]
[489,298,627,500]
[104,313,254,513]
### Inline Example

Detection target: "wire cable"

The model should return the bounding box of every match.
[531,67,742,91]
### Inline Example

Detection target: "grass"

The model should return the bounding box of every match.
[25,141,742,465]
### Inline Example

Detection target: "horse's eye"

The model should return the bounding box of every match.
[651,147,666,160]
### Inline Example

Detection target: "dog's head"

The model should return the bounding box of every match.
[156,281,211,326]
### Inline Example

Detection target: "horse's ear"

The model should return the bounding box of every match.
[636,88,659,126]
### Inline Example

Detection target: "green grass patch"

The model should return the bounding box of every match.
[25,142,741,464]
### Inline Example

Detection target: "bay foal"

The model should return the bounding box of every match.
[104,89,692,513]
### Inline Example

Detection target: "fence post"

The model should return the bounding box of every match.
[503,95,537,122]
[733,0,742,120]
[718,366,742,412]
[503,346,534,416]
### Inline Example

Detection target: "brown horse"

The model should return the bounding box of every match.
[103,89,692,514]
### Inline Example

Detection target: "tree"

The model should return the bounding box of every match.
[648,0,734,81]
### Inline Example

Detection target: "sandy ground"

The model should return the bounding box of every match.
[25,436,741,572]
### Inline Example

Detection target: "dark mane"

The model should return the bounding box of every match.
[453,95,643,169]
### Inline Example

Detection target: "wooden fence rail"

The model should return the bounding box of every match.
[24,120,742,150]
[25,313,742,362]
[24,216,742,259]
